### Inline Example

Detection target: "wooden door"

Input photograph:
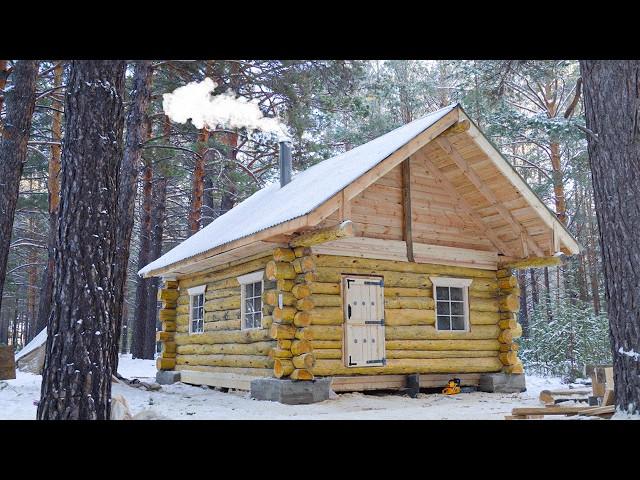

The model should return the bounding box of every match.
[343,276,385,367]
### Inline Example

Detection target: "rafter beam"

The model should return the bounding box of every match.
[401,157,415,262]
[418,150,519,258]
[435,137,545,258]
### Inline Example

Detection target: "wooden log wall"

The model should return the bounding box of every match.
[296,254,505,376]
[266,246,317,381]
[495,267,524,374]
[156,279,179,370]
[170,253,277,375]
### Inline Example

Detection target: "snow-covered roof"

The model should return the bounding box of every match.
[139,104,459,276]
[14,327,47,361]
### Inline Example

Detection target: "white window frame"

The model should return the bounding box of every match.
[237,271,264,331]
[187,285,206,335]
[430,277,472,333]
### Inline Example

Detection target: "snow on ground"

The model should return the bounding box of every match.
[1,354,571,420]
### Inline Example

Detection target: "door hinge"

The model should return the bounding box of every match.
[365,319,385,325]
[348,355,357,366]
[366,358,386,365]
[365,279,384,287]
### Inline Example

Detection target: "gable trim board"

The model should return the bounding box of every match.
[141,104,579,279]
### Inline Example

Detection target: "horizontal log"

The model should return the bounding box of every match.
[164,280,179,289]
[204,319,241,331]
[385,309,435,326]
[497,276,518,290]
[269,348,293,359]
[156,331,174,342]
[384,297,434,310]
[310,340,342,349]
[387,324,500,341]
[385,339,501,351]
[470,278,499,292]
[263,290,296,307]
[293,246,312,258]
[177,354,274,369]
[387,350,498,359]
[296,308,343,326]
[175,329,270,345]
[263,304,274,316]
[503,359,524,374]
[498,329,513,344]
[291,340,312,356]
[499,351,518,365]
[272,247,296,262]
[177,295,190,305]
[313,254,496,278]
[289,221,354,248]
[163,342,176,353]
[292,353,315,369]
[176,341,275,356]
[276,279,295,292]
[499,343,519,352]
[205,287,240,301]
[313,349,342,359]
[159,309,176,321]
[158,288,179,302]
[312,267,431,287]
[262,315,273,329]
[498,319,518,330]
[204,296,241,312]
[469,297,499,312]
[273,307,296,323]
[265,261,296,281]
[500,256,561,270]
[469,310,500,325]
[270,323,297,340]
[204,309,241,322]
[298,325,342,341]
[156,357,175,370]
[292,256,316,274]
[291,283,311,299]
[274,358,294,378]
[296,295,342,311]
[179,255,271,289]
[162,321,176,332]
[512,323,523,339]
[499,294,520,312]
[176,304,189,315]
[290,369,315,381]
[384,287,432,297]
[277,339,292,350]
[175,365,273,376]
[312,357,502,376]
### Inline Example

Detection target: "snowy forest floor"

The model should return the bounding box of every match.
[1,355,584,420]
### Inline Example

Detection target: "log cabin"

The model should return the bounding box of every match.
[139,103,580,403]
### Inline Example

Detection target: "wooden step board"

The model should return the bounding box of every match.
[179,370,265,391]
[330,373,481,392]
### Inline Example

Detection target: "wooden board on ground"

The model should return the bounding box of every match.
[179,370,263,391]
[0,345,16,380]
[508,404,616,420]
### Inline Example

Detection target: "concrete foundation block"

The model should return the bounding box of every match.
[156,370,181,385]
[478,373,526,393]
[250,377,332,404]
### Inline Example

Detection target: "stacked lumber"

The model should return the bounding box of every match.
[495,268,523,374]
[267,246,316,380]
[156,280,179,370]
[538,388,591,405]
[506,404,615,420]
[172,254,277,372]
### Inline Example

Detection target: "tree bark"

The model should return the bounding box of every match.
[0,60,38,315]
[517,269,529,337]
[529,268,539,308]
[35,62,64,335]
[37,60,126,420]
[131,155,153,359]
[189,128,209,235]
[0,59,12,134]
[580,60,640,414]
[112,60,154,370]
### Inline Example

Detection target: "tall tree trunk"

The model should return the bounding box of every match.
[0,60,38,315]
[218,131,238,216]
[586,187,602,314]
[112,60,154,370]
[543,266,553,321]
[0,60,12,134]
[35,62,63,335]
[26,208,38,342]
[580,60,640,414]
[131,155,153,359]
[529,268,539,308]
[38,60,126,420]
[549,141,567,225]
[144,158,168,357]
[517,269,529,337]
[189,128,209,235]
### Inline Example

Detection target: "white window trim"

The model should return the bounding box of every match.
[238,270,264,330]
[188,285,206,335]
[430,276,472,333]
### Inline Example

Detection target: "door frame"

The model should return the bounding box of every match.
[341,274,385,368]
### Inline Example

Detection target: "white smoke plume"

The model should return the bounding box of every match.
[162,77,290,140]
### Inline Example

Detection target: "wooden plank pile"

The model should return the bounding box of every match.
[506,365,617,420]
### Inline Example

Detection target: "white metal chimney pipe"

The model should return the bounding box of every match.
[278,141,292,187]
